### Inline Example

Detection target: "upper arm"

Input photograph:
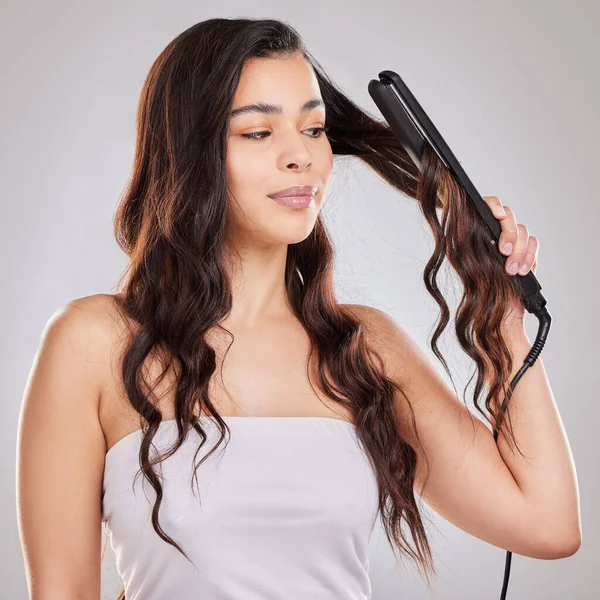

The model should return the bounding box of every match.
[348,304,566,560]
[17,298,110,599]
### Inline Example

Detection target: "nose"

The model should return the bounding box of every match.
[285,157,312,171]
[277,131,313,172]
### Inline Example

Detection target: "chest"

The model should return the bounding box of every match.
[205,322,335,415]
[99,320,354,453]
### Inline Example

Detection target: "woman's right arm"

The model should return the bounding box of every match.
[16,299,109,600]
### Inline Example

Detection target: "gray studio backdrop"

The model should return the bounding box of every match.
[2,2,598,599]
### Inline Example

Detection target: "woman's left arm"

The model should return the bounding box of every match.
[489,320,581,554]
[484,195,581,552]
[349,195,581,558]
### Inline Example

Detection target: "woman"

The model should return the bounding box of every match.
[16,17,580,600]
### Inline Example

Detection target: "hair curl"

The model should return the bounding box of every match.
[103,17,525,599]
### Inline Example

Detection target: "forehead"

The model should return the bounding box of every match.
[231,55,323,114]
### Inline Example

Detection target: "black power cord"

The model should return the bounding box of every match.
[491,307,552,599]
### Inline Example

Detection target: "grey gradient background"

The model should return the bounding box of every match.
[3,1,598,599]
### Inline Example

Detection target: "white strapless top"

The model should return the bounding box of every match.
[101,415,380,600]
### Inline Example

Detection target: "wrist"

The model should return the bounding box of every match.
[500,324,532,351]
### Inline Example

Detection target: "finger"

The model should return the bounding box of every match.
[483,195,507,219]
[498,205,519,256]
[517,236,539,275]
[506,223,530,275]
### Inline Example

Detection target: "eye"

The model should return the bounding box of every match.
[306,126,329,138]
[240,126,329,141]
[240,131,270,140]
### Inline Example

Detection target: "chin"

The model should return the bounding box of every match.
[269,220,318,245]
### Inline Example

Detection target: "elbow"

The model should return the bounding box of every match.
[529,505,582,559]
[555,531,582,558]
[540,528,582,559]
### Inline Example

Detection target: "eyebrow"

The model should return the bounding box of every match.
[228,97,325,119]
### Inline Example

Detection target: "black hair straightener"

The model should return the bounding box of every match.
[368,70,553,600]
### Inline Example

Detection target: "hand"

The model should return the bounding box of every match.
[483,195,539,327]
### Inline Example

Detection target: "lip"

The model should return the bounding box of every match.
[267,185,317,199]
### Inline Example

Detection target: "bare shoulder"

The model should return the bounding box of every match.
[50,292,132,372]
[22,293,131,438]
[341,302,407,344]
[38,294,117,376]
[343,302,462,402]
[341,303,467,446]
[58,292,129,339]
[33,292,135,437]
[16,292,129,596]
[341,303,415,382]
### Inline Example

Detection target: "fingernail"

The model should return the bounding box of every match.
[519,264,528,275]
[509,262,519,274]
[497,207,507,217]
[503,242,513,253]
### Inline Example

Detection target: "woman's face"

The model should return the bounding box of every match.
[225,53,333,247]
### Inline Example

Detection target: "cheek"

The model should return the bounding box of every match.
[318,144,334,178]
[226,147,268,191]
[325,147,334,172]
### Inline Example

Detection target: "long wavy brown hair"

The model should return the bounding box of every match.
[103,17,525,599]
